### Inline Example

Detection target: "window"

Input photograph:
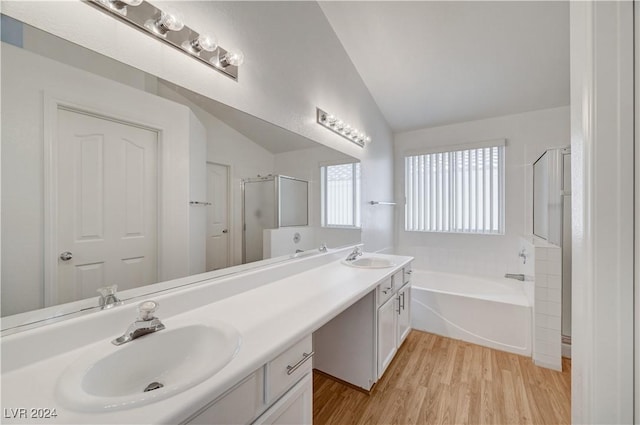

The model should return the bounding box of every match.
[321,162,361,228]
[404,143,504,234]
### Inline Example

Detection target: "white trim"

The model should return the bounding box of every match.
[570,1,634,423]
[43,92,163,307]
[635,1,640,421]
[403,138,506,157]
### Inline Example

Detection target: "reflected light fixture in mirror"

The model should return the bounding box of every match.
[89,0,244,80]
[317,108,371,147]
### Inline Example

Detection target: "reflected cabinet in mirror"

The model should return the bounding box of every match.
[0,16,361,331]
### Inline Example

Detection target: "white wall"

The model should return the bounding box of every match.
[156,84,276,267]
[273,145,362,252]
[394,106,570,276]
[1,1,395,254]
[1,44,196,315]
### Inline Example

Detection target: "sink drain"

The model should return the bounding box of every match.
[144,382,164,392]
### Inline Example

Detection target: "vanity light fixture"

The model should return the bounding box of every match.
[88,0,244,81]
[316,108,371,147]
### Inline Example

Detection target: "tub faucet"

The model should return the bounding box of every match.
[345,246,363,261]
[518,248,528,264]
[112,300,165,346]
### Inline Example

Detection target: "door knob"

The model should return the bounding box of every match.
[222,229,228,234]
[59,251,73,261]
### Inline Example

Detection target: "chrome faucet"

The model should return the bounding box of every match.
[345,246,363,261]
[518,248,528,264]
[97,285,123,310]
[112,300,165,346]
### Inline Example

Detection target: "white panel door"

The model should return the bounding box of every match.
[377,295,398,378]
[206,162,230,271]
[55,109,158,304]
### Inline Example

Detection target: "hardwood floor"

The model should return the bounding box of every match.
[313,330,571,425]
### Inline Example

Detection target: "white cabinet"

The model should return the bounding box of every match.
[377,294,398,377]
[313,261,413,389]
[186,372,264,425]
[377,266,412,378]
[397,283,411,346]
[184,336,312,425]
[253,373,312,425]
[265,335,313,404]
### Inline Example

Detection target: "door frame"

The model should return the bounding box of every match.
[43,92,164,307]
[206,161,232,270]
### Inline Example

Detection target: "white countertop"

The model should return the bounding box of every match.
[1,252,412,424]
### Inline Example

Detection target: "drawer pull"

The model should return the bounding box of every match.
[286,351,314,375]
[382,286,393,295]
[406,270,413,275]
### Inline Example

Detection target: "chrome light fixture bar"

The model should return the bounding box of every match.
[316,108,371,147]
[87,0,244,81]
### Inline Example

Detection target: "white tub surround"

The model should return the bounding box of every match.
[530,236,563,371]
[411,270,532,356]
[1,248,412,424]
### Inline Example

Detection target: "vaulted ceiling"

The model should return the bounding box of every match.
[319,1,570,133]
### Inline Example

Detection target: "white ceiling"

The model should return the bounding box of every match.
[319,1,570,133]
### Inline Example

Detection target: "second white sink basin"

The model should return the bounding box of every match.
[56,321,241,412]
[343,257,396,268]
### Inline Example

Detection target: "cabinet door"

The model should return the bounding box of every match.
[377,295,398,378]
[397,285,411,346]
[253,373,312,425]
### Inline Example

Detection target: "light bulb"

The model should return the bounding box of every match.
[219,49,245,67]
[335,120,344,131]
[152,10,184,35]
[327,115,336,125]
[365,136,372,144]
[102,0,141,14]
[344,125,352,135]
[183,34,218,54]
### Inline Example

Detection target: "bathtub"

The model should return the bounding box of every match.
[411,270,532,356]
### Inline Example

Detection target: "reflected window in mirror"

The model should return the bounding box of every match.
[320,162,361,228]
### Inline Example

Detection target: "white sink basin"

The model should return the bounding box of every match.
[56,322,241,412]
[342,257,396,268]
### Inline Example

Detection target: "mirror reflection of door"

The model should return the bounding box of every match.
[54,108,158,305]
[206,162,230,271]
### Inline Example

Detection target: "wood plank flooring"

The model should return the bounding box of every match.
[313,330,571,425]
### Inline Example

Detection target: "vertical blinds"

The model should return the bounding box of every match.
[404,145,504,234]
[322,162,361,227]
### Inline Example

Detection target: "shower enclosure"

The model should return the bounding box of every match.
[242,175,309,263]
[533,147,572,350]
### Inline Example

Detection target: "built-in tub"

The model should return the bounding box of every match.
[411,270,532,356]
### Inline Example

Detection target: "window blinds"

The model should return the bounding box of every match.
[405,145,504,234]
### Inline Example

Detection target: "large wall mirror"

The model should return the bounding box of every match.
[1,15,361,331]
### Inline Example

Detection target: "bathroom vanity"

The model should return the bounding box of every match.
[1,247,412,424]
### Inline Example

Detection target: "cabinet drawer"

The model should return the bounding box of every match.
[392,270,403,287]
[403,265,413,284]
[376,277,394,307]
[265,335,313,404]
[187,371,263,425]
